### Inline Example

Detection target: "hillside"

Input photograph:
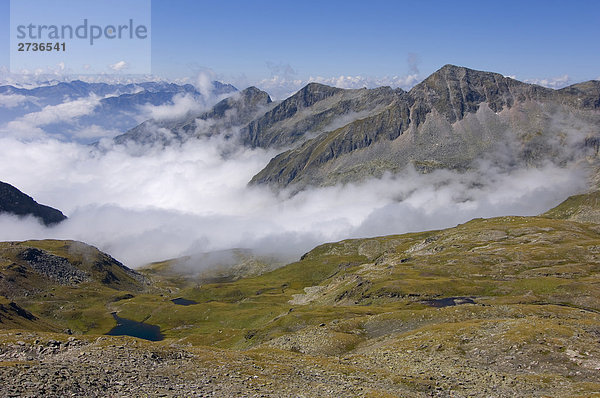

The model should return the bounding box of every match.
[542,190,600,223]
[0,240,148,334]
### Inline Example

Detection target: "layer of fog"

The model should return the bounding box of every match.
[0,130,588,268]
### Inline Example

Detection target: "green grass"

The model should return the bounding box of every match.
[101,213,600,348]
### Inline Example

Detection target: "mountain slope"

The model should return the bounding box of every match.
[0,240,148,333]
[114,86,271,146]
[0,297,60,332]
[0,240,146,297]
[114,83,399,150]
[107,199,600,396]
[240,83,400,148]
[251,65,600,189]
[115,65,600,191]
[0,181,67,226]
[542,190,600,223]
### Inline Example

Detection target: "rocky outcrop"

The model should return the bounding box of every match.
[408,64,554,122]
[0,241,148,298]
[18,248,90,286]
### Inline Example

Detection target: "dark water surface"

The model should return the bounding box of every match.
[171,297,198,306]
[106,312,164,341]
[422,297,476,308]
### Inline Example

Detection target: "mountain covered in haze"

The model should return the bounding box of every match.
[113,86,271,146]
[0,80,237,142]
[0,181,67,226]
[116,64,600,191]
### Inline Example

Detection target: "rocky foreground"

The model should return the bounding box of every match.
[1,304,599,398]
[0,331,414,397]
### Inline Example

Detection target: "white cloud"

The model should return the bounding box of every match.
[195,72,215,98]
[0,93,29,108]
[109,61,129,72]
[525,74,571,89]
[0,96,102,139]
[138,93,204,122]
[0,132,588,268]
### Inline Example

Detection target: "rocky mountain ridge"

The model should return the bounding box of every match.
[113,86,272,146]
[252,65,600,188]
[115,65,600,191]
[0,181,67,226]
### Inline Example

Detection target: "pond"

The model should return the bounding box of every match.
[171,298,198,306]
[422,297,476,308]
[106,312,164,341]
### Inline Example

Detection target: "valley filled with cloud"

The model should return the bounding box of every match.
[0,83,589,267]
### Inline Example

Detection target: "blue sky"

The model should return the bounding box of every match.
[1,0,599,87]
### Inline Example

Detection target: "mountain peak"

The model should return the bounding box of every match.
[240,86,272,103]
[282,82,344,109]
[410,64,551,122]
[300,82,343,94]
[438,63,464,71]
[427,64,505,82]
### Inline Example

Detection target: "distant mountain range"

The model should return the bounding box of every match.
[3,65,599,190]
[0,181,67,226]
[0,80,237,142]
[115,65,600,190]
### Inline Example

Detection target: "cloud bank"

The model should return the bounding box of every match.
[0,95,103,139]
[138,93,205,122]
[0,129,588,268]
[0,94,30,109]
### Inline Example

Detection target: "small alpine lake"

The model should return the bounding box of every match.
[171,297,198,306]
[106,312,164,341]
